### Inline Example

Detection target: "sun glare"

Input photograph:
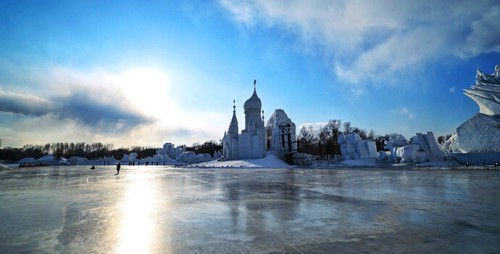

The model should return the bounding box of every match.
[117,177,158,253]
[118,68,172,117]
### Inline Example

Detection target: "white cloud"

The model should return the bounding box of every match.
[335,27,445,84]
[392,107,415,120]
[219,0,500,87]
[457,5,500,58]
[449,87,456,93]
[219,0,259,25]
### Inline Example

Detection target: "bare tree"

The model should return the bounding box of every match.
[343,121,352,134]
[367,129,376,140]
[297,125,319,155]
[353,128,367,139]
[318,125,330,159]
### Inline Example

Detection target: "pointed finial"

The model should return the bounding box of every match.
[253,79,256,91]
[262,110,264,122]
[233,99,236,112]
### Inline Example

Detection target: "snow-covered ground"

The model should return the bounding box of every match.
[4,156,494,170]
[190,153,295,168]
[190,155,468,170]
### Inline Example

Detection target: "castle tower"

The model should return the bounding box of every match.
[243,80,264,134]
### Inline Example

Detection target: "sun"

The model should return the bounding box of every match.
[118,68,172,117]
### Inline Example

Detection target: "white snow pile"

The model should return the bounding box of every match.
[191,152,294,168]
[176,151,213,164]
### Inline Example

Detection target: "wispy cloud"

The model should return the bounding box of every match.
[449,87,456,93]
[392,107,415,120]
[219,0,500,88]
[0,89,55,116]
[0,79,150,133]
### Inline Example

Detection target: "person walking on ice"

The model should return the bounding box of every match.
[115,162,121,175]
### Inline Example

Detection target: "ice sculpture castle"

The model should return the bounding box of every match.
[222,80,267,160]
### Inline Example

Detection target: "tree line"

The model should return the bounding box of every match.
[0,141,223,163]
[186,141,222,157]
[0,142,154,163]
[1,127,452,163]
[296,118,454,159]
[296,119,398,159]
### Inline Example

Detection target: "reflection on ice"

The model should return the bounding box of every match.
[117,176,157,254]
[0,166,499,253]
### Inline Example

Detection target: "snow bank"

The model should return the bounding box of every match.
[191,153,294,168]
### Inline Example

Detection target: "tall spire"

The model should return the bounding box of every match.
[253,79,256,92]
[228,99,239,135]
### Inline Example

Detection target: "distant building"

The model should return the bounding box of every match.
[222,81,267,160]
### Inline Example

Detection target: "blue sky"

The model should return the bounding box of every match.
[0,0,498,148]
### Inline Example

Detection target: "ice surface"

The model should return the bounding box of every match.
[1,166,499,253]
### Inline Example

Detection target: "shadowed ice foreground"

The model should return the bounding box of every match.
[0,166,499,253]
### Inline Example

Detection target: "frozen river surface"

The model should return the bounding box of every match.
[1,166,499,253]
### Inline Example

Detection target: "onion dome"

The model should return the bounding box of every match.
[244,80,262,111]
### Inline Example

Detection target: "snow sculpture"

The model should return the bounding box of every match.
[176,151,213,164]
[440,134,461,153]
[141,143,186,164]
[176,151,197,163]
[394,144,426,163]
[222,80,267,160]
[213,151,222,160]
[17,157,37,164]
[37,154,63,166]
[120,152,138,164]
[384,134,408,149]
[381,134,406,163]
[457,65,500,152]
[266,109,297,156]
[381,132,443,163]
[415,132,444,161]
[195,153,212,163]
[68,156,87,165]
[157,143,185,160]
[338,133,377,160]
